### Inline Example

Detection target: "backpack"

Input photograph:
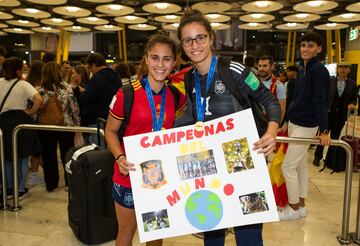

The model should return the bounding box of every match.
[185,56,268,136]
[118,82,180,139]
[39,92,65,125]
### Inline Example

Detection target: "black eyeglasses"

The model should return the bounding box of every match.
[181,34,208,47]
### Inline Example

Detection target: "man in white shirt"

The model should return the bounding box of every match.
[258,55,286,122]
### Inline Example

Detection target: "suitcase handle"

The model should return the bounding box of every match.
[345,108,355,139]
[97,118,107,147]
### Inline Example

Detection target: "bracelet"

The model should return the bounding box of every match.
[116,153,126,161]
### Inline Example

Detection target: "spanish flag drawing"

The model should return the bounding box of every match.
[269,131,288,208]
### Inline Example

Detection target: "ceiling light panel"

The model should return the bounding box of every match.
[191,1,231,14]
[32,26,60,33]
[241,1,283,13]
[328,13,360,22]
[154,15,181,23]
[0,0,20,7]
[96,4,135,16]
[114,15,147,24]
[238,23,271,30]
[293,1,339,13]
[276,23,308,30]
[128,24,157,31]
[239,13,275,23]
[0,11,13,20]
[283,13,321,22]
[53,6,91,17]
[314,23,349,30]
[77,17,109,25]
[7,19,40,27]
[12,8,51,19]
[205,14,231,23]
[25,0,66,5]
[41,18,73,26]
[143,2,181,14]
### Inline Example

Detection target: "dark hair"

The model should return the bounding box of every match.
[258,55,274,65]
[286,65,299,73]
[26,60,44,86]
[115,63,131,79]
[128,63,136,76]
[2,57,23,80]
[73,65,89,84]
[61,60,70,66]
[0,45,6,57]
[245,55,256,67]
[300,32,322,47]
[86,53,106,67]
[144,33,176,58]
[80,57,87,65]
[177,8,213,41]
[42,52,56,63]
[41,61,63,91]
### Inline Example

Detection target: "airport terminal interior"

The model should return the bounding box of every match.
[1,0,360,246]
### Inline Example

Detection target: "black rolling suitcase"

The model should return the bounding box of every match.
[65,144,117,245]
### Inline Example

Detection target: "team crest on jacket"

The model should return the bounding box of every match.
[215,80,226,94]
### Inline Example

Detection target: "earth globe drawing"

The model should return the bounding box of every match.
[185,190,223,230]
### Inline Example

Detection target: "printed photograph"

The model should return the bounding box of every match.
[222,138,254,174]
[140,160,166,189]
[239,191,269,215]
[176,150,217,180]
[142,209,170,232]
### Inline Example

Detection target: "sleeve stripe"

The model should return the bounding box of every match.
[230,66,244,75]
[109,110,124,120]
[177,103,186,112]
[230,61,245,71]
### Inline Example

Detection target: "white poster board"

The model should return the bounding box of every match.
[124,109,279,243]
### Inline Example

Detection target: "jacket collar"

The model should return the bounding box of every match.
[300,56,319,72]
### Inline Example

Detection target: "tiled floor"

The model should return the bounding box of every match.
[2,116,360,246]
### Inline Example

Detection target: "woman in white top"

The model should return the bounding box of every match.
[0,57,42,199]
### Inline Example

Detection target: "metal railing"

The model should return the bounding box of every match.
[351,169,360,245]
[276,137,353,244]
[10,124,104,211]
[6,126,356,244]
[0,128,8,210]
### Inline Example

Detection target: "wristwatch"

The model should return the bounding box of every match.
[320,130,329,135]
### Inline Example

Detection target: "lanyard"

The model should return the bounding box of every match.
[194,55,216,122]
[144,76,167,131]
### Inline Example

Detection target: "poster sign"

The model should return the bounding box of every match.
[124,109,279,243]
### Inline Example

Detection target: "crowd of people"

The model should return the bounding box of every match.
[0,7,357,246]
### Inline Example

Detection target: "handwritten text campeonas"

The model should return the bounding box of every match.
[140,118,235,148]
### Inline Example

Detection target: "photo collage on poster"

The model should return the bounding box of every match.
[139,137,270,232]
[142,209,170,232]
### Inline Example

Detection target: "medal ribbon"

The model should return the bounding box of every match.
[144,76,167,131]
[194,55,216,122]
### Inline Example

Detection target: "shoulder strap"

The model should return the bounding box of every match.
[167,83,180,111]
[0,79,20,112]
[217,57,249,107]
[118,83,134,139]
[184,67,195,102]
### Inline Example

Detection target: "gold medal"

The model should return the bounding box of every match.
[195,121,205,131]
[161,127,166,130]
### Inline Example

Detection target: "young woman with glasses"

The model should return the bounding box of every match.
[177,9,281,246]
[105,33,186,246]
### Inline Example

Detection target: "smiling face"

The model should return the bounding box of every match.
[181,22,213,67]
[145,43,175,84]
[300,41,322,63]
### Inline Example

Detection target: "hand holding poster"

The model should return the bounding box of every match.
[124,109,279,243]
